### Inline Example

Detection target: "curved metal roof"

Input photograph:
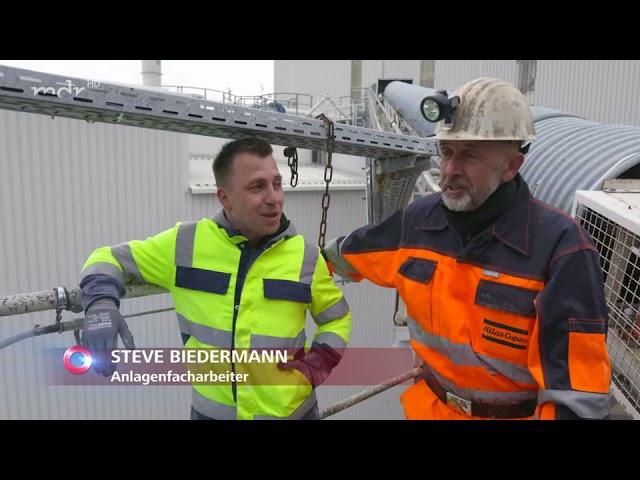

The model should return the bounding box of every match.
[521,107,640,212]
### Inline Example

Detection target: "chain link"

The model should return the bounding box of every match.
[315,114,335,249]
[284,146,298,188]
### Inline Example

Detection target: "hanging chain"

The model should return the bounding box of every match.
[316,113,335,250]
[284,147,298,187]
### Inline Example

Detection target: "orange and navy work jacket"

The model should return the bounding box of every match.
[337,177,611,419]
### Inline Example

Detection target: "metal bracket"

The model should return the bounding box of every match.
[53,286,69,333]
[53,286,82,340]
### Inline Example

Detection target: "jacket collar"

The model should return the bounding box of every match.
[211,209,297,248]
[416,174,533,256]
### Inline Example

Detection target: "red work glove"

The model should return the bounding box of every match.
[278,343,342,388]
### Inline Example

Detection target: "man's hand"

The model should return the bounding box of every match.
[81,298,135,376]
[278,344,342,388]
[322,237,362,282]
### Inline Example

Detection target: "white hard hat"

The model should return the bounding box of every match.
[434,77,535,143]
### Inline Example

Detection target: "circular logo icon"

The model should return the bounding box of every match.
[63,346,93,375]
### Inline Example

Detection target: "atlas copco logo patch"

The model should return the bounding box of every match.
[481,319,529,350]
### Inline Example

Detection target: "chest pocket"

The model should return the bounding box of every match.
[397,257,437,331]
[261,279,310,339]
[263,279,312,304]
[175,266,231,294]
[473,279,539,363]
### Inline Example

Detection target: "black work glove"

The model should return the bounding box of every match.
[278,343,342,388]
[81,298,135,376]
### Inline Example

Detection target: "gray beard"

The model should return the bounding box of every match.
[442,191,473,211]
[442,170,503,212]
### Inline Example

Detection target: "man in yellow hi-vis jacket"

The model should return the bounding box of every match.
[79,137,351,420]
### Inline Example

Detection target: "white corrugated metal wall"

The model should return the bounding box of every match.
[433,60,518,91]
[277,60,640,128]
[362,60,422,91]
[0,109,405,419]
[0,109,190,419]
[432,60,640,127]
[533,60,640,127]
[274,60,351,98]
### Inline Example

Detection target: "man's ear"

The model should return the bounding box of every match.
[501,153,525,183]
[217,185,231,211]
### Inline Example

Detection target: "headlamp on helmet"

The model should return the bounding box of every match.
[420,90,460,127]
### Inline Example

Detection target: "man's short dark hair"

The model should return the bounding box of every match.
[213,137,273,187]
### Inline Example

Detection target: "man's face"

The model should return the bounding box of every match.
[217,152,284,242]
[438,140,523,211]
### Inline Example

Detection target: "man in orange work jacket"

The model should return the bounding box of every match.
[324,77,612,420]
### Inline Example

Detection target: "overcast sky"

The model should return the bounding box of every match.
[0,60,274,96]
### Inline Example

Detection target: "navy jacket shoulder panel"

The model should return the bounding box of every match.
[342,207,407,254]
[529,199,597,271]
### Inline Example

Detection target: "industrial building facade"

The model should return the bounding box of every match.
[0,95,401,420]
[2,60,639,419]
[276,60,640,127]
